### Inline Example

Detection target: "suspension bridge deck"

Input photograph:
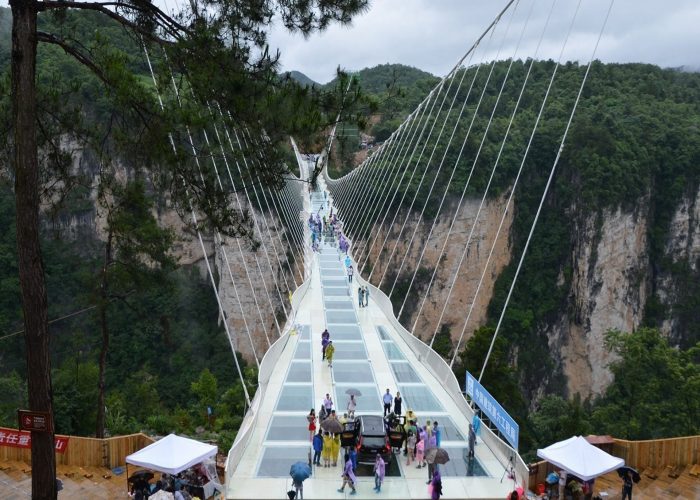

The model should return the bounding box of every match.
[224,167,524,499]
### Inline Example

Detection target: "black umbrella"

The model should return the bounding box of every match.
[426,448,450,465]
[345,388,362,397]
[617,466,641,483]
[128,470,154,483]
[321,417,343,434]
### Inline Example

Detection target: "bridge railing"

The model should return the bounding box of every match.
[355,273,529,488]
[225,262,312,477]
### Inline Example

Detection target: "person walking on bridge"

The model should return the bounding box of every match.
[347,265,354,283]
[325,341,335,368]
[383,389,393,417]
[321,329,330,360]
[337,453,357,495]
[358,286,364,308]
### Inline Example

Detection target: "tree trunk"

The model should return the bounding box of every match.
[96,230,112,439]
[10,0,57,498]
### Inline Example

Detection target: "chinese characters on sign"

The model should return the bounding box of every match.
[466,372,519,449]
[18,409,52,432]
[0,427,69,453]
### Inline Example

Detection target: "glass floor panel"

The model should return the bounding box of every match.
[326,326,362,341]
[323,287,349,297]
[257,446,311,477]
[286,361,312,383]
[334,385,383,413]
[376,326,391,341]
[324,299,354,310]
[321,269,346,277]
[275,385,313,412]
[420,416,465,441]
[265,415,309,441]
[322,279,348,288]
[331,342,368,360]
[390,361,421,383]
[325,310,357,323]
[297,324,310,341]
[333,361,374,383]
[321,264,341,271]
[382,342,406,360]
[398,385,444,412]
[438,448,488,477]
[294,341,310,359]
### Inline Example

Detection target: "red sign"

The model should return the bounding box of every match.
[18,410,52,432]
[0,427,69,453]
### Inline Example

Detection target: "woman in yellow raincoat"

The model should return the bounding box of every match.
[331,433,341,466]
[322,431,333,467]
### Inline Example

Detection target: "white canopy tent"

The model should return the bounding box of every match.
[537,435,624,481]
[126,434,218,475]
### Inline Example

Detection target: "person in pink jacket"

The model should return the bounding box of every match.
[415,436,425,469]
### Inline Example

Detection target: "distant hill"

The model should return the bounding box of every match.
[284,70,319,87]
[323,63,437,92]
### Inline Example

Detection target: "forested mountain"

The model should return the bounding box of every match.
[331,60,700,457]
[284,70,319,87]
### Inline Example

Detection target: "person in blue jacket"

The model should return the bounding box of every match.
[312,430,323,465]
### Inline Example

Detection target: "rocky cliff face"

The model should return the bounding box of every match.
[358,184,700,400]
[359,195,514,347]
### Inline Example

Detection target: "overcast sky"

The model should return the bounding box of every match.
[2,0,698,83]
[266,0,700,83]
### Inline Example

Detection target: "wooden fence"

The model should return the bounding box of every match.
[0,432,154,468]
[612,435,700,470]
[528,435,700,490]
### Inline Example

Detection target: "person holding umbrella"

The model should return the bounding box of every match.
[373,454,386,492]
[430,469,443,500]
[289,461,311,500]
[425,448,450,484]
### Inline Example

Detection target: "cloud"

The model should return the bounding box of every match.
[267,0,700,83]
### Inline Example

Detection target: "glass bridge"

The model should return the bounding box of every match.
[223,157,527,499]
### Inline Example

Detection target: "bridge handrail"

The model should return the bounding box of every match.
[225,274,312,476]
[354,272,529,488]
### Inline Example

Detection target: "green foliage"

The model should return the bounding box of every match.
[0,372,26,427]
[53,358,99,435]
[526,395,591,462]
[191,369,219,411]
[591,328,700,439]
[432,324,453,359]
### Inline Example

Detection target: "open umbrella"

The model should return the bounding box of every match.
[321,417,343,434]
[345,388,362,397]
[290,461,311,482]
[426,448,450,465]
[128,470,154,483]
[617,466,641,483]
[546,471,560,484]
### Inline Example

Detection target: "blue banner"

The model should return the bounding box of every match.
[465,372,519,449]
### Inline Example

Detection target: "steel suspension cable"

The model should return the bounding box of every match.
[379,2,520,291]
[342,119,411,241]
[428,0,555,351]
[141,44,251,404]
[393,0,533,310]
[205,105,277,347]
[358,91,444,273]
[478,0,615,379]
[161,53,268,361]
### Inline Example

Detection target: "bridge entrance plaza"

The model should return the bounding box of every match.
[224,159,526,499]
